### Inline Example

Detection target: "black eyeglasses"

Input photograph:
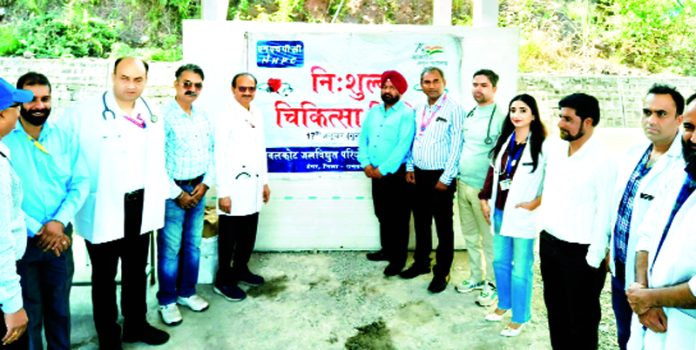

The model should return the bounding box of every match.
[182,80,203,90]
[238,86,256,93]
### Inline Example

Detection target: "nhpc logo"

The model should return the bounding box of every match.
[412,43,444,59]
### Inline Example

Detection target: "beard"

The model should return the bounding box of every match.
[381,92,399,106]
[560,123,585,142]
[683,138,696,178]
[20,107,51,126]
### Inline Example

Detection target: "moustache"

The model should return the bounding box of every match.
[185,91,198,97]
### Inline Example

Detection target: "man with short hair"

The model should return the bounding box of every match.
[400,67,465,293]
[358,70,415,276]
[625,93,696,350]
[537,93,615,349]
[214,72,270,302]
[454,69,506,306]
[607,84,685,350]
[156,64,213,326]
[4,72,89,350]
[61,57,170,349]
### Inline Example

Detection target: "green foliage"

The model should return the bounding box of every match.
[0,26,20,56]
[14,8,120,58]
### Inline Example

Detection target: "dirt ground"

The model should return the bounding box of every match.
[69,250,618,350]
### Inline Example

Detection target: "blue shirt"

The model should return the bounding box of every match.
[4,120,90,236]
[613,145,652,264]
[357,100,415,175]
[408,93,465,185]
[162,99,215,198]
[0,142,25,313]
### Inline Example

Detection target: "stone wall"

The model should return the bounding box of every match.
[3,57,696,128]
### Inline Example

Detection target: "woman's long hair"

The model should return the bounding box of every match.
[490,93,547,172]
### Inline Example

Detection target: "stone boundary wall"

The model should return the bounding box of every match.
[3,58,696,128]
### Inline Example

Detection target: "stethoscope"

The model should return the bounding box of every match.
[466,104,497,145]
[101,92,158,123]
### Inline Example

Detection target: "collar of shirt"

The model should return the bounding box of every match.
[164,98,200,120]
[12,119,56,142]
[380,100,405,114]
[0,141,9,159]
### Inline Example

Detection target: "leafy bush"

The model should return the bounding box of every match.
[0,26,20,56]
[14,10,120,58]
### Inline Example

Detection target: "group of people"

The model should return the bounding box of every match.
[359,67,696,348]
[0,57,694,350]
[0,57,270,350]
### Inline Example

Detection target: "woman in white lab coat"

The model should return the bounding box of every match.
[213,73,270,302]
[478,93,546,337]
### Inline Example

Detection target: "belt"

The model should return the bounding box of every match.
[124,188,144,201]
[174,174,204,187]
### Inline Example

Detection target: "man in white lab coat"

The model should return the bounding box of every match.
[61,57,170,349]
[626,93,696,350]
[214,72,270,302]
[608,84,685,350]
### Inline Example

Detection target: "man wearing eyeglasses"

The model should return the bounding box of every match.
[156,64,213,326]
[607,84,685,350]
[3,72,89,350]
[213,72,270,302]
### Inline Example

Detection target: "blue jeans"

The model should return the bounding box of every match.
[157,184,205,306]
[17,232,74,350]
[492,209,535,324]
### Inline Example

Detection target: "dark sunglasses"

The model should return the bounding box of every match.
[182,80,203,90]
[238,86,256,93]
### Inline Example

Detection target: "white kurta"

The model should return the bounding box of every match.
[608,134,684,289]
[59,91,169,244]
[627,167,696,350]
[214,99,268,217]
[486,134,545,239]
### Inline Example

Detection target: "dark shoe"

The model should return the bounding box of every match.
[238,271,265,286]
[122,322,169,345]
[366,250,389,261]
[398,264,430,279]
[427,275,450,293]
[383,264,404,277]
[213,284,247,301]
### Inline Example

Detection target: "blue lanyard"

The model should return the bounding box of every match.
[649,175,696,275]
[504,132,525,175]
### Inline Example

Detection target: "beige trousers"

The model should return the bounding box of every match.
[457,180,494,283]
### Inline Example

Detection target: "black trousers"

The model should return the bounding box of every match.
[412,168,456,277]
[0,310,28,350]
[371,165,412,267]
[85,190,149,347]
[216,213,259,286]
[540,231,607,350]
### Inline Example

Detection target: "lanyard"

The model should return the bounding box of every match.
[649,176,696,275]
[26,134,50,154]
[504,132,525,175]
[419,95,447,134]
[123,113,147,129]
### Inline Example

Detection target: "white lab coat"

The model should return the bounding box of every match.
[627,167,696,350]
[608,135,684,289]
[60,91,168,244]
[486,134,545,239]
[214,99,268,216]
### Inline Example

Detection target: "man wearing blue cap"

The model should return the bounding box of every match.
[358,70,415,276]
[0,77,33,348]
[4,72,89,350]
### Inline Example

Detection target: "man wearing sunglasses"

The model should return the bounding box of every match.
[213,72,270,302]
[156,64,214,326]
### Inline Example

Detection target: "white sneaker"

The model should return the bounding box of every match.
[476,282,498,306]
[455,279,486,294]
[177,294,210,312]
[500,323,525,337]
[159,303,183,326]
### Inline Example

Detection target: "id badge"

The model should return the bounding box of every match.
[499,179,512,191]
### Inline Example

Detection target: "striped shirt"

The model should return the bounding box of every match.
[162,99,214,198]
[407,93,465,185]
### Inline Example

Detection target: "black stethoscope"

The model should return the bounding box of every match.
[466,104,497,145]
[101,92,158,123]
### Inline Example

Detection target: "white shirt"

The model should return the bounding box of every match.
[215,99,268,216]
[538,135,616,267]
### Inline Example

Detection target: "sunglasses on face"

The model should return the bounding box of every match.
[181,80,203,90]
[237,86,256,93]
